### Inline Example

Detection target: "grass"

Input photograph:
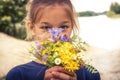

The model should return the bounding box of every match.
[0,76,5,80]
[109,14,120,18]
[107,11,120,18]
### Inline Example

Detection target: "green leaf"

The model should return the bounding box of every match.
[85,64,98,74]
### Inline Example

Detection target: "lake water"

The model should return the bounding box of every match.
[78,15,120,50]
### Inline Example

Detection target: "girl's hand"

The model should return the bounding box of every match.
[44,66,77,80]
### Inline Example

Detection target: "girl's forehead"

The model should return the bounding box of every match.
[39,4,69,15]
[35,4,71,24]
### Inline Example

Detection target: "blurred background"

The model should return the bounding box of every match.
[0,0,120,80]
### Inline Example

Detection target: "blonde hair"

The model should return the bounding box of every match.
[25,0,79,40]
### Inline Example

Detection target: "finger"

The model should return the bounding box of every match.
[50,78,59,80]
[48,66,75,77]
[51,71,74,80]
[47,66,65,73]
[45,66,65,79]
[44,69,54,79]
[61,70,75,76]
[50,78,55,80]
[50,66,75,76]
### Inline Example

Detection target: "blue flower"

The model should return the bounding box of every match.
[60,35,70,42]
[48,28,63,37]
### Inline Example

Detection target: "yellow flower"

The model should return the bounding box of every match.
[64,61,80,72]
[29,48,34,53]
[53,52,58,57]
[62,42,73,49]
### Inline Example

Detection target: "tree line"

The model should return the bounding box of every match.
[78,2,120,17]
[107,2,120,17]
[0,0,28,39]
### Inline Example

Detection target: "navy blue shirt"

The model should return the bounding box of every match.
[6,61,100,80]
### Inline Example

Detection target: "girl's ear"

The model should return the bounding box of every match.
[27,21,35,35]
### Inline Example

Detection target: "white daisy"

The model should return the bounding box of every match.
[54,58,61,65]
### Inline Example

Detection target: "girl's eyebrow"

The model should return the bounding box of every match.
[41,22,51,25]
[60,21,71,24]
[40,21,71,26]
[40,22,53,27]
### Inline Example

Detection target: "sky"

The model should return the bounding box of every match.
[71,0,120,12]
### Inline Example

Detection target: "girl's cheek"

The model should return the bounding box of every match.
[63,29,71,35]
[34,31,50,41]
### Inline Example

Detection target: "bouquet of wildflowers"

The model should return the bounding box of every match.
[29,28,97,72]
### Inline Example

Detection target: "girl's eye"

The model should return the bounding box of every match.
[59,25,69,30]
[39,26,51,30]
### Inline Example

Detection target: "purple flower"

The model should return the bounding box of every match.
[60,35,70,42]
[53,37,58,42]
[48,28,63,37]
[41,46,45,50]
[35,41,41,49]
[35,41,45,50]
[42,54,48,62]
[34,50,39,57]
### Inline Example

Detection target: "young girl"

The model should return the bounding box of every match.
[6,0,100,80]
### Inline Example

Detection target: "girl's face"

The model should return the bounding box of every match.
[29,5,72,41]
